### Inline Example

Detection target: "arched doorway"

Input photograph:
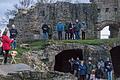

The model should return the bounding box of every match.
[96,20,119,39]
[110,46,120,78]
[54,49,83,73]
[100,26,110,39]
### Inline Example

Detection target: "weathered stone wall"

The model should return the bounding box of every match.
[8,1,120,41]
[42,43,110,71]
[0,71,77,80]
[8,2,96,42]
[92,0,120,38]
[19,42,116,72]
[94,0,119,22]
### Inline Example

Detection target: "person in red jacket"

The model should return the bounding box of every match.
[2,30,14,64]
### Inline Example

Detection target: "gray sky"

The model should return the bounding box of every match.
[0,0,90,30]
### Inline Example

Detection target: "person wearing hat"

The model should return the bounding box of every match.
[9,24,18,49]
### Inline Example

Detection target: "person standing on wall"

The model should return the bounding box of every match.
[68,22,75,40]
[64,22,69,40]
[48,25,52,40]
[42,23,49,40]
[9,24,18,49]
[81,21,87,40]
[2,29,14,64]
[74,19,81,40]
[56,21,64,40]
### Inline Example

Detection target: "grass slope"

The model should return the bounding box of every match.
[15,38,120,57]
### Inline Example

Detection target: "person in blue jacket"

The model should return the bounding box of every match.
[78,60,87,80]
[56,22,64,40]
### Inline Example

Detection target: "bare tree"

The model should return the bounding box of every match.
[5,9,17,19]
[14,0,35,9]
[75,0,80,3]
[2,9,17,26]
[37,0,57,3]
[66,0,72,2]
[3,0,34,25]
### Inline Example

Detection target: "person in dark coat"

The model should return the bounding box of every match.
[86,61,93,80]
[104,58,113,80]
[78,60,87,80]
[42,23,49,40]
[73,57,80,77]
[48,25,52,39]
[68,22,75,40]
[69,57,75,73]
[95,65,104,80]
[2,30,14,64]
[9,24,18,49]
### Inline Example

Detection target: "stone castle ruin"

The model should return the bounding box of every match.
[92,0,120,38]
[7,0,120,42]
[7,2,96,42]
[5,0,120,79]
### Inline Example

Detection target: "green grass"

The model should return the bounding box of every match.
[29,40,49,50]
[15,40,48,55]
[15,38,120,58]
[63,39,104,45]
[50,38,120,45]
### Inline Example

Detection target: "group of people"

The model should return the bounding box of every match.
[42,19,86,40]
[69,57,113,80]
[0,24,18,64]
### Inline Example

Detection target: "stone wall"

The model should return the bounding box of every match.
[19,43,114,73]
[0,71,77,80]
[0,42,119,80]
[94,0,119,22]
[8,2,97,42]
[8,1,120,41]
[92,0,120,38]
[42,43,110,71]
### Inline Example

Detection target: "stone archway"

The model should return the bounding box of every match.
[95,20,120,38]
[43,44,110,71]
[54,49,83,73]
[110,46,120,78]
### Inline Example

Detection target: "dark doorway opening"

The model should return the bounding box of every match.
[54,49,83,73]
[110,46,120,78]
